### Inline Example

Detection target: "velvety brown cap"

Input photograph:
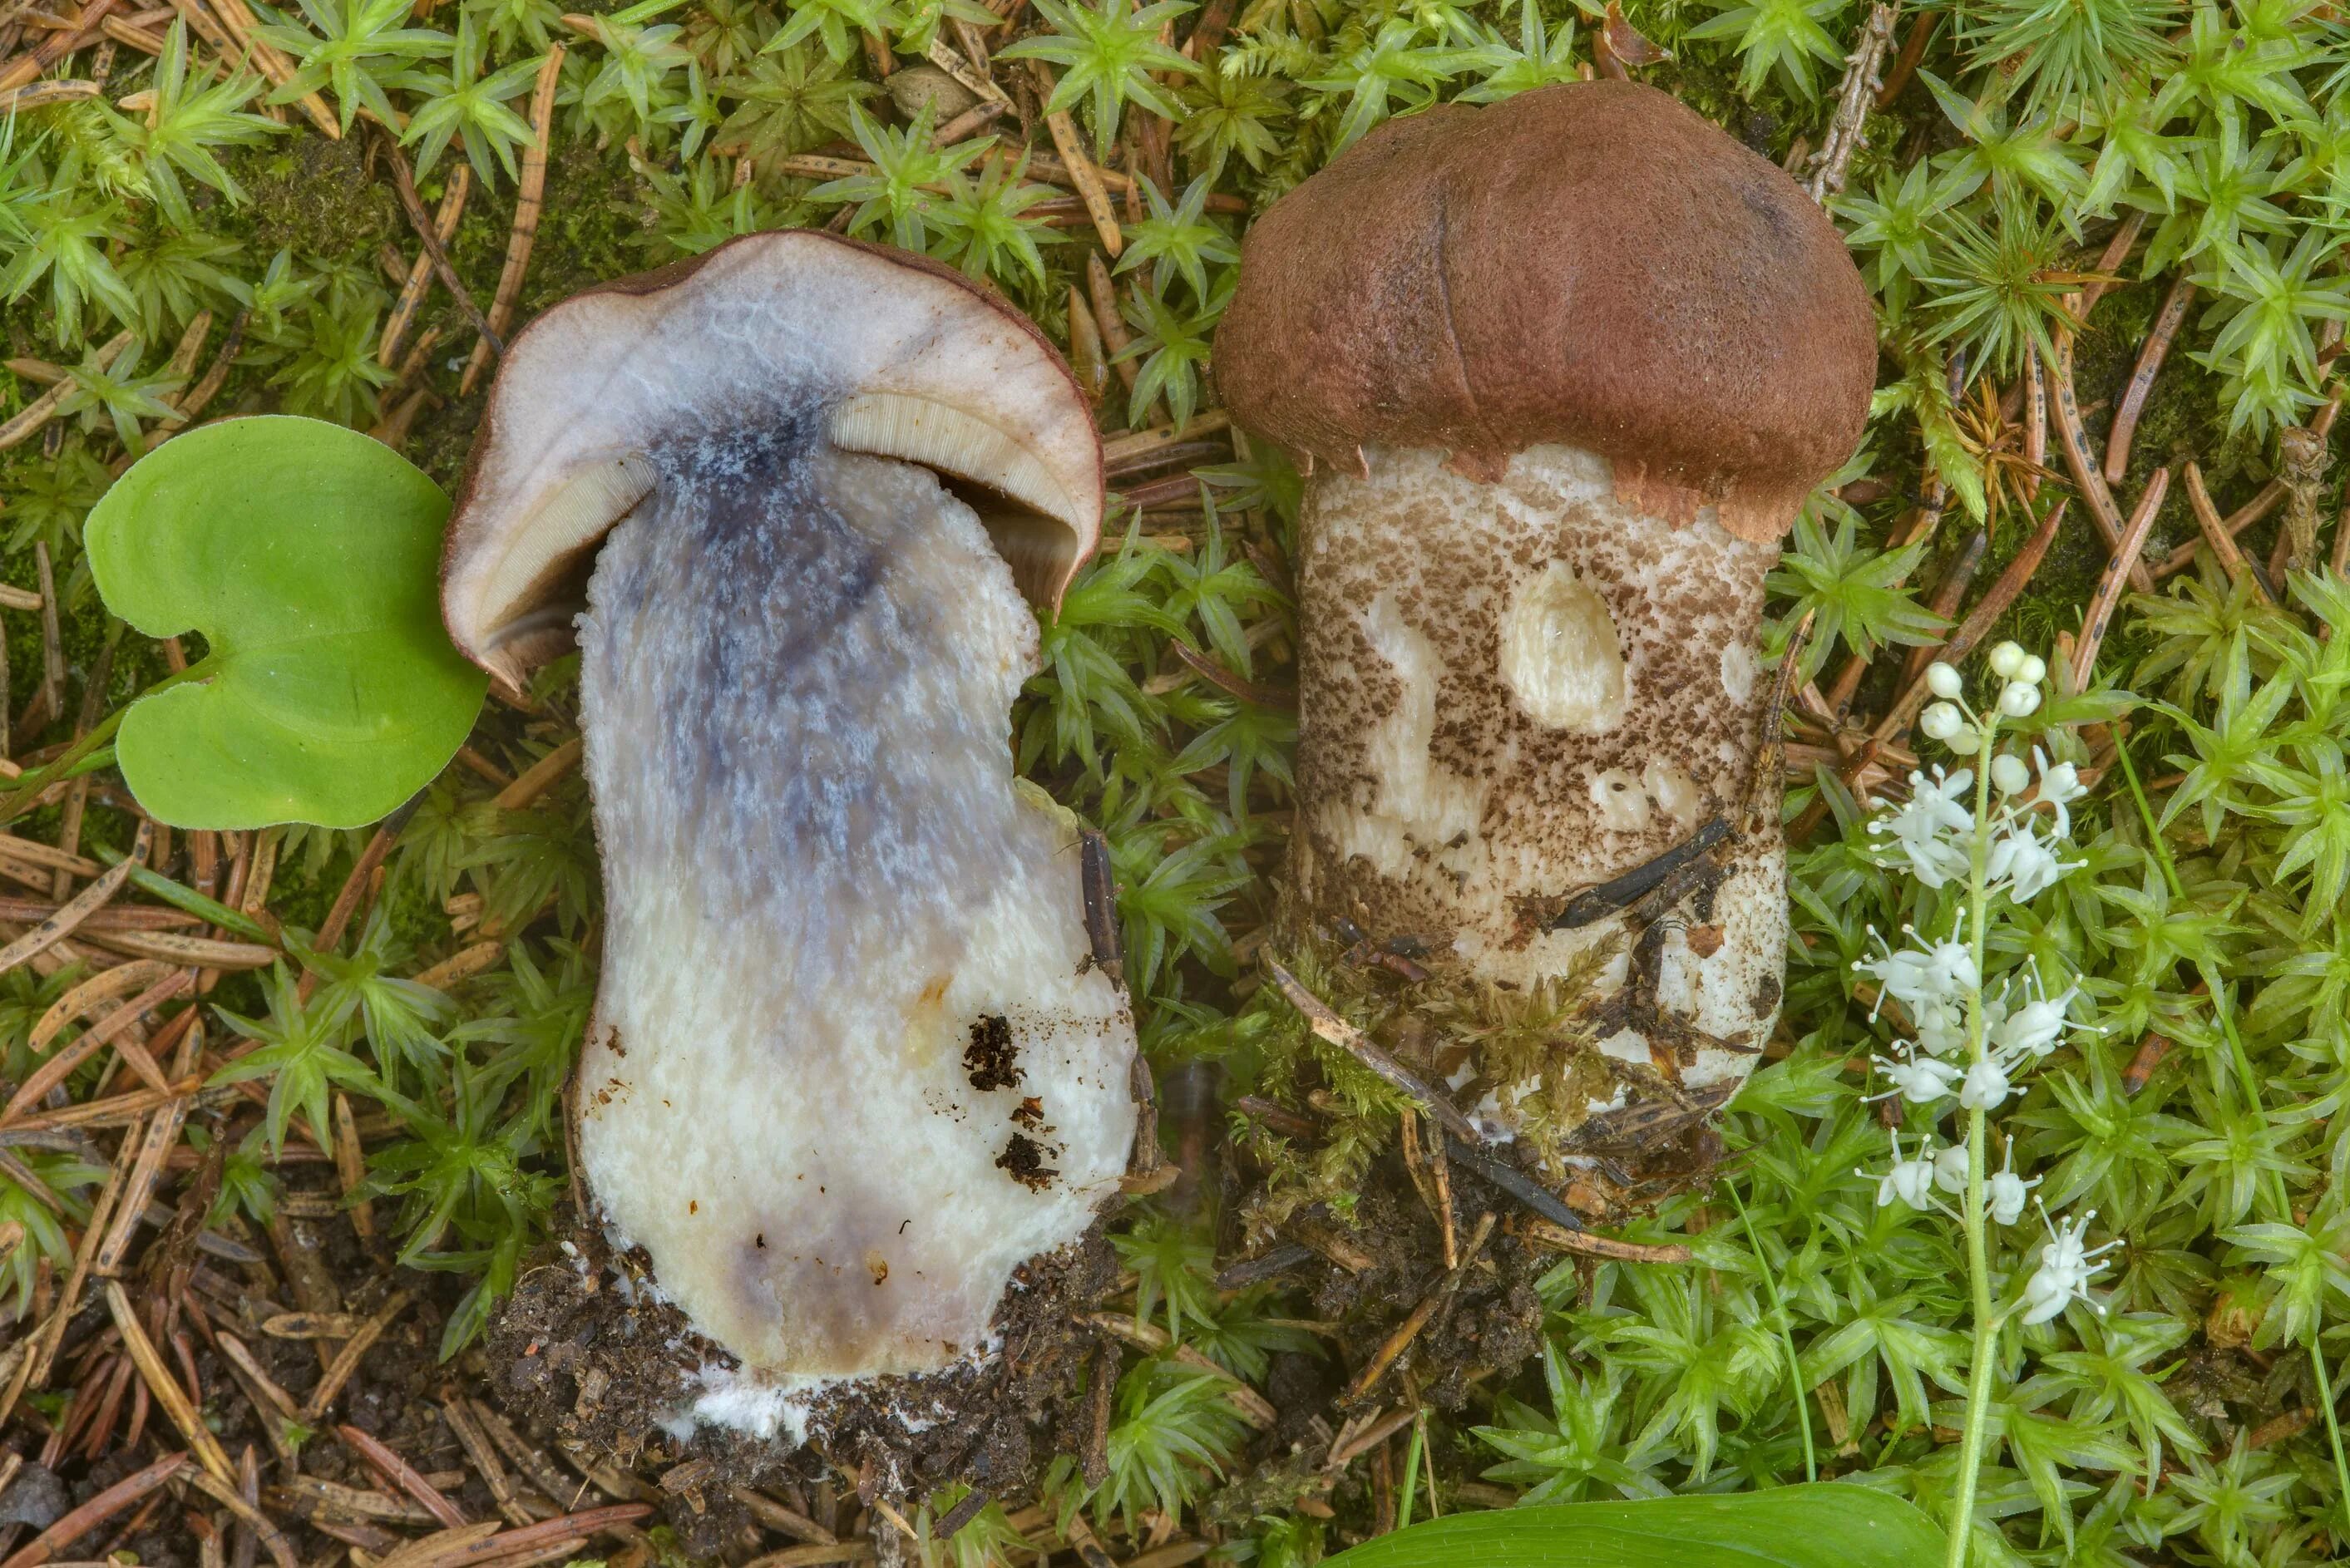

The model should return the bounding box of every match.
[1212,81,1878,542]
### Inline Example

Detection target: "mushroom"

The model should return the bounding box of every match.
[442,232,1136,1441]
[1213,81,1876,1120]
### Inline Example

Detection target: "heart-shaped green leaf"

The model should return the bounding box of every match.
[86,416,487,830]
[1323,1486,1943,1568]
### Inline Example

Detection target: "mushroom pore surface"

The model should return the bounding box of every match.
[576,419,1136,1391]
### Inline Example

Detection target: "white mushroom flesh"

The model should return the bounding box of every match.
[575,423,1135,1395]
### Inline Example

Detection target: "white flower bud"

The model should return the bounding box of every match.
[1933,1142,1971,1195]
[1990,753,2030,795]
[1999,682,2041,717]
[1945,726,1982,756]
[1989,641,2027,679]
[1926,662,1964,699]
[2015,653,2046,685]
[1960,1057,2012,1111]
[1921,702,1963,740]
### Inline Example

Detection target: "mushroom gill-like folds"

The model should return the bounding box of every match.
[1214,81,1878,1116]
[442,233,1135,1423]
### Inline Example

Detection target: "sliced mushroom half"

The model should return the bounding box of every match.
[442,232,1134,1431]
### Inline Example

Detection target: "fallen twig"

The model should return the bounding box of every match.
[2045,337,2156,593]
[2070,466,2170,692]
[1804,3,1896,203]
[461,44,563,395]
[1029,63,1121,255]
[0,1451,186,1568]
[1262,959,1484,1145]
[2102,271,2193,485]
[301,1288,413,1422]
[382,163,471,367]
[106,1280,234,1481]
[1518,1217,1692,1263]
[2181,461,2273,602]
[1338,1211,1495,1406]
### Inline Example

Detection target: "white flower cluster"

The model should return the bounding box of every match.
[1853,643,2113,1329]
[1869,646,2089,902]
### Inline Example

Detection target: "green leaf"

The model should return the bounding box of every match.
[85,416,486,830]
[1320,1487,1944,1568]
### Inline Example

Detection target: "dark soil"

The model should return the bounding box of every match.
[488,1201,1119,1550]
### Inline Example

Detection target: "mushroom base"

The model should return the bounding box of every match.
[488,1203,1118,1538]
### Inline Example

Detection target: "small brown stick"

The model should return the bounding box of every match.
[159,308,246,431]
[2022,353,2047,500]
[332,1092,375,1242]
[382,137,499,357]
[31,542,62,737]
[381,162,470,367]
[106,1282,234,1480]
[1872,8,1934,105]
[2046,338,2156,593]
[1326,1405,1417,1469]
[443,1398,536,1527]
[495,735,581,810]
[1898,525,1988,690]
[215,1332,302,1427]
[1030,63,1121,255]
[91,1081,191,1274]
[0,826,148,980]
[0,330,133,450]
[179,1468,298,1568]
[460,44,562,396]
[1085,257,1138,393]
[2073,210,2145,321]
[2103,273,2194,485]
[1519,1217,1693,1263]
[1339,1212,1495,1405]
[339,1423,468,1529]
[2181,461,2271,600]
[2069,466,2169,693]
[729,1488,837,1546]
[0,0,114,92]
[926,35,1005,102]
[1804,2,1897,203]
[1422,1113,1456,1268]
[31,959,176,1050]
[1874,501,2067,738]
[300,1288,412,1422]
[1,970,191,1120]
[1066,284,1108,400]
[2121,1030,2175,1094]
[0,1452,187,1568]
[202,0,333,135]
[1263,960,1484,1144]
[99,13,160,47]
[0,78,101,110]
[931,96,1008,145]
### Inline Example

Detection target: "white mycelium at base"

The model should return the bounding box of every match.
[573,427,1135,1432]
[1291,443,1786,1102]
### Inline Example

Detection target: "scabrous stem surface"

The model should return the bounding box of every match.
[572,422,1136,1408]
[1289,444,1786,1094]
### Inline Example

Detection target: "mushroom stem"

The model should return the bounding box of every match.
[1287,443,1785,1082]
[572,427,1133,1411]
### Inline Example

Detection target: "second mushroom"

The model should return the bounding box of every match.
[1215,81,1879,1132]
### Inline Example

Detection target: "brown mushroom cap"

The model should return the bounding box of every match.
[1212,81,1878,541]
